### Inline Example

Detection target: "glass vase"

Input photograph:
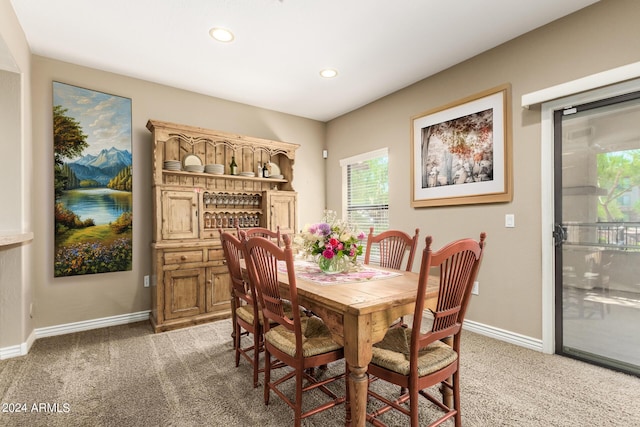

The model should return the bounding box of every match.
[318,255,349,274]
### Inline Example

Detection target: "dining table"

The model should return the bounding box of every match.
[263,259,442,427]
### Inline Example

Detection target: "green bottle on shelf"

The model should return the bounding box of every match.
[229,156,238,175]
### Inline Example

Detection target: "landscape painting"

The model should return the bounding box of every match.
[53,82,132,277]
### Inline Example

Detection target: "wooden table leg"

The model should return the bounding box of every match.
[342,314,373,427]
[347,365,368,426]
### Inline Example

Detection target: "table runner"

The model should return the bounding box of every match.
[278,259,401,286]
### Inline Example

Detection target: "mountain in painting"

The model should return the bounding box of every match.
[68,147,132,186]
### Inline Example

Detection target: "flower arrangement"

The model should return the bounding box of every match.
[296,211,366,271]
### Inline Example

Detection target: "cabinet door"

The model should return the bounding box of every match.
[205,265,231,315]
[161,190,199,240]
[164,268,205,320]
[266,192,297,235]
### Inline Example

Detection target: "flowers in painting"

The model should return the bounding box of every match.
[297,210,366,261]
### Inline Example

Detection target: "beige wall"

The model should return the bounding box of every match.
[30,57,326,329]
[325,0,640,339]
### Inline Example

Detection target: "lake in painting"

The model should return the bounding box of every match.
[58,188,132,225]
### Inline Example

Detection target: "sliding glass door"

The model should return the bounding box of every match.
[555,91,640,376]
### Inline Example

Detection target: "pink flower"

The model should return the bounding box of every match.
[302,214,364,260]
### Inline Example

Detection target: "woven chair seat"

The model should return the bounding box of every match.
[371,327,457,376]
[265,316,342,357]
[236,305,260,325]
[236,301,300,326]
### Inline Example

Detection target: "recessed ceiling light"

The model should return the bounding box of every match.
[320,68,338,78]
[209,27,234,43]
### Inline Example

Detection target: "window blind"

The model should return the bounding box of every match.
[340,148,389,262]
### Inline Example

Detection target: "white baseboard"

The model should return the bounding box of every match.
[0,329,36,360]
[2,311,540,360]
[35,310,151,338]
[463,319,543,352]
[0,343,23,360]
[0,310,150,360]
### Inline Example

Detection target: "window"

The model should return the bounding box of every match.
[340,148,389,260]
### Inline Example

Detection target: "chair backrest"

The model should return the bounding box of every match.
[219,229,257,312]
[244,234,304,353]
[243,226,282,247]
[364,227,420,271]
[411,233,486,358]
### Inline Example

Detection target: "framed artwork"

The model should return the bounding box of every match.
[53,82,133,277]
[411,83,512,207]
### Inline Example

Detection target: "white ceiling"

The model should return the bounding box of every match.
[9,0,599,122]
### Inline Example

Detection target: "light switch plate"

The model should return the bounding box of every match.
[505,214,515,228]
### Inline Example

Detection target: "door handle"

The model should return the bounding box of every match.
[553,224,567,246]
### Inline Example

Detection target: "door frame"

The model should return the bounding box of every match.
[540,77,640,354]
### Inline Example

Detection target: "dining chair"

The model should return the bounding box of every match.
[364,227,420,271]
[366,232,486,427]
[244,234,347,427]
[243,225,281,246]
[365,227,420,328]
[219,229,264,388]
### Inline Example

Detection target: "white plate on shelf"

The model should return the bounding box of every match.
[163,160,182,171]
[267,162,281,176]
[183,154,203,168]
[204,164,224,174]
[184,165,205,173]
[269,174,284,179]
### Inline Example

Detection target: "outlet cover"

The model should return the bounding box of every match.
[472,281,479,295]
[144,275,150,287]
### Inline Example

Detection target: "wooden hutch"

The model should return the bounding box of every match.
[147,120,299,332]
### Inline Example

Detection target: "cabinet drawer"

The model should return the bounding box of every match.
[164,250,203,264]
[201,229,219,240]
[207,248,225,264]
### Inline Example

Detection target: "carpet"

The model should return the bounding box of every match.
[0,319,638,426]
